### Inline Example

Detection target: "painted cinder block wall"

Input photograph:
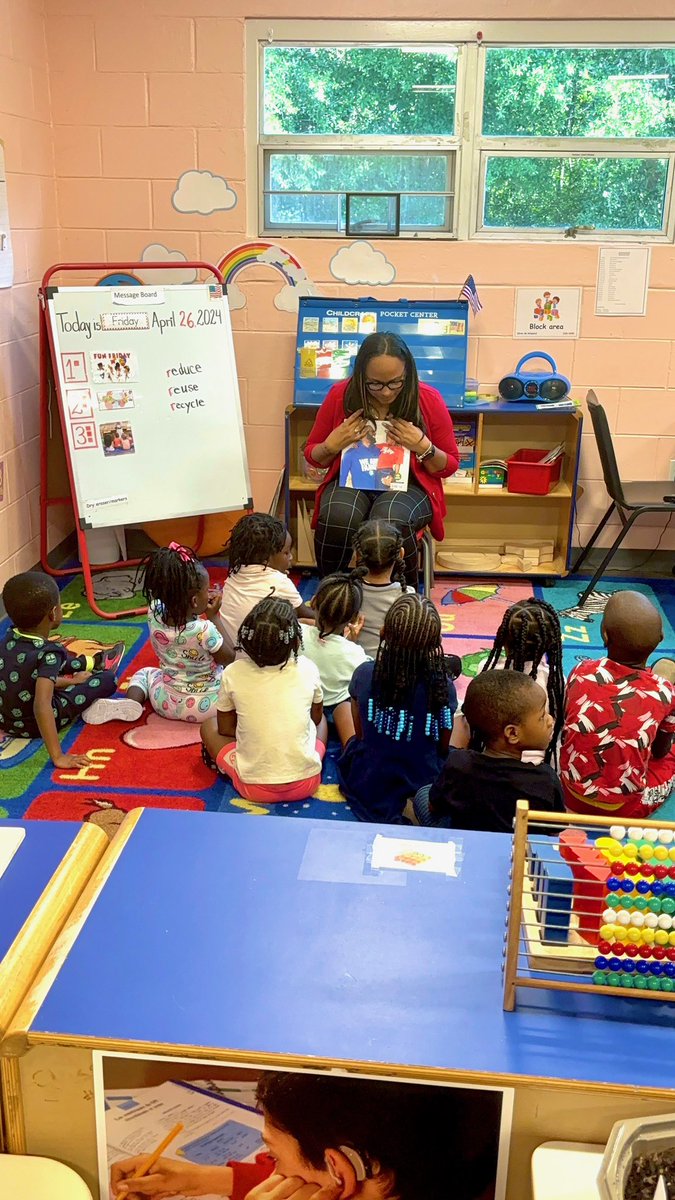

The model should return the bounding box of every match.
[2,0,675,587]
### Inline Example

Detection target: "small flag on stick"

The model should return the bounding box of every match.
[459,274,482,315]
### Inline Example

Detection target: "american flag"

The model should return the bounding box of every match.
[459,274,483,315]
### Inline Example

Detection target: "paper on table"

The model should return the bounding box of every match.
[104,1080,264,1200]
[0,827,25,880]
[595,246,651,316]
[371,834,457,876]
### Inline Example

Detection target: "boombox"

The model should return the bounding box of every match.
[498,352,571,403]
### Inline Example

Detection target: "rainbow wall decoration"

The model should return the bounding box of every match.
[217,241,316,313]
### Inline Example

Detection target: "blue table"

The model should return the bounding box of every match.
[0,817,107,1151]
[4,810,675,1198]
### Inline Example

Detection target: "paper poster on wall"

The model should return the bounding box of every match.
[514,288,581,338]
[93,1051,513,1200]
[0,140,14,289]
[595,246,651,316]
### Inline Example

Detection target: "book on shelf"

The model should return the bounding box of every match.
[478,457,508,489]
[453,416,477,482]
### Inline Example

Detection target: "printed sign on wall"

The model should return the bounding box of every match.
[514,287,581,338]
[0,140,14,289]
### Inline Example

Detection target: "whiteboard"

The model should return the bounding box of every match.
[46,283,251,529]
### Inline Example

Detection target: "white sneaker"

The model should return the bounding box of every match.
[82,698,144,725]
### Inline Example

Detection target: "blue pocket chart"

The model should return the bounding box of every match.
[294,297,469,408]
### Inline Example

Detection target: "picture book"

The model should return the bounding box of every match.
[453,417,477,482]
[339,421,410,492]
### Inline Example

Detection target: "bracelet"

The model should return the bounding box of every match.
[416,441,435,463]
[415,430,426,447]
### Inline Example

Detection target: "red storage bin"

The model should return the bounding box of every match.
[507,448,563,495]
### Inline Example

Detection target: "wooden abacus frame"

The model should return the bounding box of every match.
[503,802,675,1011]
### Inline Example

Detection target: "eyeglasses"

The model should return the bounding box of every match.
[365,376,406,394]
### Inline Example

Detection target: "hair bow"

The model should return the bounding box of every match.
[168,541,192,562]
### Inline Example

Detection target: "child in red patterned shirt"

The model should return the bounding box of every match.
[561,590,675,818]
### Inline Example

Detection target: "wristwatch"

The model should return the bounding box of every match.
[416,441,435,463]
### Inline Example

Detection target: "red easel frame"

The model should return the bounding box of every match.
[39,261,224,619]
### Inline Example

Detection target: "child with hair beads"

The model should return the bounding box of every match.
[0,571,140,769]
[201,597,327,801]
[561,590,675,818]
[301,572,371,746]
[337,593,456,823]
[219,514,314,653]
[413,671,563,832]
[476,597,565,765]
[125,543,232,722]
[351,519,414,658]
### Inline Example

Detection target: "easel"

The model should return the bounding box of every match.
[39,261,221,619]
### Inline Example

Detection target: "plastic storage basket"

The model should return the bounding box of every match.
[598,1112,675,1200]
[507,449,563,496]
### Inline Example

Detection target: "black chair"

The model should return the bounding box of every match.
[572,390,675,605]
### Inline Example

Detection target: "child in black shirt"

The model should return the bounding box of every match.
[413,670,564,832]
[0,572,141,769]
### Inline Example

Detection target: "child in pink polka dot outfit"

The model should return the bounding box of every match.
[126,543,233,723]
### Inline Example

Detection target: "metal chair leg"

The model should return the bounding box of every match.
[576,510,641,605]
[572,502,616,571]
[420,529,434,599]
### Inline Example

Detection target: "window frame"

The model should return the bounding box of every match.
[246,19,675,243]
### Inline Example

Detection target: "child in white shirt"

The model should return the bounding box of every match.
[301,572,371,746]
[201,597,327,802]
[219,514,314,652]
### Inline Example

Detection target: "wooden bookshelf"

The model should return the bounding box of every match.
[284,403,582,576]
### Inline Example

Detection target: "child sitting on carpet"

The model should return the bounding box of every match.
[479,598,565,765]
[561,590,675,819]
[350,519,413,658]
[337,593,456,823]
[201,597,327,802]
[125,542,233,723]
[0,571,140,769]
[301,571,371,747]
[413,670,563,832]
[219,513,314,653]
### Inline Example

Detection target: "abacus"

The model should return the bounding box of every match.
[503,802,675,1011]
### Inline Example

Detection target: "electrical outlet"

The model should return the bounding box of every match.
[670,460,675,482]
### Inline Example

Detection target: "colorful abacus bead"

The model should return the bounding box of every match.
[592,970,607,985]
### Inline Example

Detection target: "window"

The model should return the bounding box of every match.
[249,22,675,240]
[257,44,460,236]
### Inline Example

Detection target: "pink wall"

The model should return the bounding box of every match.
[2,1,675,589]
[0,0,68,585]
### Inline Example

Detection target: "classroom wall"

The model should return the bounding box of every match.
[0,0,72,586]
[2,0,675,590]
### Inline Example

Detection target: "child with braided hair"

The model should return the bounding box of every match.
[350,519,414,658]
[201,597,327,801]
[477,597,564,765]
[125,542,233,723]
[337,593,456,823]
[219,513,314,653]
[301,572,371,747]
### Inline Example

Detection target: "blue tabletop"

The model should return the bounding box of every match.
[28,811,675,1090]
[0,819,80,963]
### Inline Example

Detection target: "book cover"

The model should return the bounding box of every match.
[339,420,410,492]
[453,416,477,481]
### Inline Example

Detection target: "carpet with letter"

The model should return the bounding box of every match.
[3,568,675,829]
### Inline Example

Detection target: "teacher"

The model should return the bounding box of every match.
[305,332,459,585]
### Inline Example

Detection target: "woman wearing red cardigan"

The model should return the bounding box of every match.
[304,332,459,584]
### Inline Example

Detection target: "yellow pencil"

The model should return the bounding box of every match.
[117,1121,184,1192]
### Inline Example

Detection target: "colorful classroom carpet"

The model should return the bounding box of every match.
[3,568,675,829]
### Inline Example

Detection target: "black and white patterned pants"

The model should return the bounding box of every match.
[314,481,433,584]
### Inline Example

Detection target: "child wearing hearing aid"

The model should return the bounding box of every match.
[111,1070,499,1200]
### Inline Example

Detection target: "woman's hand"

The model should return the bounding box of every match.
[383,418,425,451]
[111,1154,231,1198]
[324,410,370,455]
